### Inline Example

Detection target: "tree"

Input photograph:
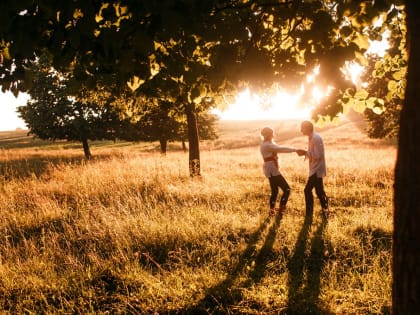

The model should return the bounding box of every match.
[119,98,219,154]
[0,0,368,175]
[120,99,183,154]
[393,1,420,313]
[0,1,368,176]
[361,11,406,139]
[17,56,125,159]
[308,2,404,122]
[1,1,420,311]
[362,46,406,139]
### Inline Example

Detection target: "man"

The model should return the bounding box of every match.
[297,121,329,219]
[260,126,298,216]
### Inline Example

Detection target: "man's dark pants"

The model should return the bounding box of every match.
[304,173,328,215]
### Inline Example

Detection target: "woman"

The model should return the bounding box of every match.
[260,126,298,216]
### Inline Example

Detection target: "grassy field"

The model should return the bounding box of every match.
[0,118,395,314]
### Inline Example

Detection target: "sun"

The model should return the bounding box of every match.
[214,29,391,122]
[213,88,313,121]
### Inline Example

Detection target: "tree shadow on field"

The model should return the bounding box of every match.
[179,211,284,313]
[0,153,116,182]
[284,214,333,315]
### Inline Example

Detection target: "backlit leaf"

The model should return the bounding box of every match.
[392,69,406,81]
[127,75,144,91]
[372,106,384,114]
[354,89,369,100]
[353,34,370,50]
[366,97,377,109]
[353,100,366,113]
[387,80,398,92]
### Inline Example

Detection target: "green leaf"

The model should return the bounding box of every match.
[2,46,11,60]
[392,69,406,81]
[387,80,398,92]
[127,75,144,91]
[372,106,384,114]
[353,100,366,113]
[355,51,368,66]
[353,34,370,51]
[366,97,376,109]
[354,89,369,100]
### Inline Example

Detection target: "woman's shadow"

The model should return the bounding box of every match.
[186,211,284,313]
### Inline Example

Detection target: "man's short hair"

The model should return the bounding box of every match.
[301,120,313,132]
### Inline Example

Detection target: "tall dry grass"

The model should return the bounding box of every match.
[0,119,394,314]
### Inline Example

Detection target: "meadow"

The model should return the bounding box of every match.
[0,118,395,314]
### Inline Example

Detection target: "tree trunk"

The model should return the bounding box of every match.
[185,103,200,176]
[81,137,92,159]
[393,2,420,314]
[159,138,167,155]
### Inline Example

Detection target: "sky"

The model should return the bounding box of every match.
[0,91,30,131]
[211,88,313,121]
[0,87,311,132]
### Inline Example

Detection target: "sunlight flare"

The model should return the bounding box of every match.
[213,88,313,121]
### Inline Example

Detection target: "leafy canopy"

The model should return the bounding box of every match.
[0,1,406,124]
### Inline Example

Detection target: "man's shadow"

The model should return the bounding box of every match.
[188,211,284,313]
[285,214,332,314]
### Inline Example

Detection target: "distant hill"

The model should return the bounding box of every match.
[0,129,28,140]
[0,114,394,151]
[213,113,387,150]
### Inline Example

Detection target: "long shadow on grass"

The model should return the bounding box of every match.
[179,211,283,313]
[284,214,332,315]
[244,210,283,286]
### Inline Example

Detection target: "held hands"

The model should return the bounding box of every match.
[296,149,306,157]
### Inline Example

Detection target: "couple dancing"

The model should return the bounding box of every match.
[260,121,329,219]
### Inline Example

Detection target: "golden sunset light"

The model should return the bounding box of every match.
[1,2,416,313]
[214,29,390,122]
[213,88,314,121]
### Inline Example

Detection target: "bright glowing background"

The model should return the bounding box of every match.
[0,91,29,131]
[0,33,390,130]
[213,34,390,121]
[212,88,313,121]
